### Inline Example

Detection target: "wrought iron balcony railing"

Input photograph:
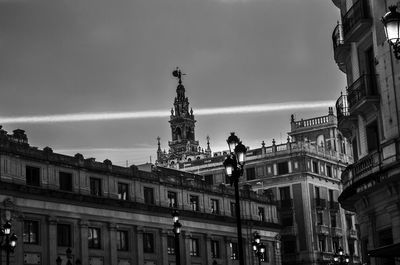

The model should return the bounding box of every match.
[347,74,378,109]
[336,93,350,120]
[342,0,371,37]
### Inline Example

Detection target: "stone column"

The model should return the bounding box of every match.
[136,227,144,265]
[79,219,89,265]
[48,216,58,265]
[160,229,169,265]
[108,223,118,265]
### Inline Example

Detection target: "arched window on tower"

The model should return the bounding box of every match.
[175,127,182,141]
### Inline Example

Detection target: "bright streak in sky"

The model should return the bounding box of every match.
[0,100,335,124]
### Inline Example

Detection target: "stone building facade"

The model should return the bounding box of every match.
[178,110,361,265]
[0,128,281,265]
[331,0,400,263]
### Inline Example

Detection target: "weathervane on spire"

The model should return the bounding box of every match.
[172,67,186,84]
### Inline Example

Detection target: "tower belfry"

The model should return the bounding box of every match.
[168,67,199,158]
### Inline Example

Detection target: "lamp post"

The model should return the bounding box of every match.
[172,210,182,265]
[252,232,266,265]
[223,132,247,265]
[0,221,18,265]
[332,247,350,265]
[382,5,400,59]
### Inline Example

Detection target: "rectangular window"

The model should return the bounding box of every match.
[332,237,340,253]
[210,199,220,214]
[204,174,213,185]
[144,187,154,205]
[143,233,154,253]
[280,186,291,200]
[326,165,332,178]
[230,242,238,260]
[277,162,289,175]
[168,191,178,208]
[90,178,102,196]
[318,235,326,252]
[88,227,101,249]
[317,212,323,225]
[59,172,73,191]
[26,166,40,186]
[315,186,320,199]
[230,202,236,217]
[366,121,379,152]
[167,236,175,255]
[117,230,128,251]
[118,183,129,200]
[258,207,265,221]
[190,195,199,211]
[23,220,39,244]
[329,189,334,202]
[331,213,337,227]
[190,238,199,256]
[348,239,355,255]
[246,167,256,180]
[346,214,353,229]
[57,224,71,247]
[211,240,220,258]
[313,161,319,174]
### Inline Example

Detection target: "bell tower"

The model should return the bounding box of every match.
[168,67,199,159]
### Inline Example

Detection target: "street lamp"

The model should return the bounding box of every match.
[382,6,400,59]
[0,221,17,265]
[332,247,350,265]
[252,232,266,265]
[223,132,247,265]
[172,210,182,265]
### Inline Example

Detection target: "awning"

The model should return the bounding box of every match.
[368,242,400,257]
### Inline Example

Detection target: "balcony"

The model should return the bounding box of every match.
[329,201,340,211]
[347,229,357,239]
[315,198,327,210]
[316,225,330,235]
[332,22,349,73]
[336,94,356,138]
[347,74,380,115]
[342,0,372,42]
[278,199,293,210]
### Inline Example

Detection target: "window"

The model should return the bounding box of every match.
[90,178,102,196]
[280,186,291,201]
[190,195,199,211]
[211,240,220,258]
[346,214,353,229]
[326,165,332,178]
[317,212,323,225]
[261,244,269,262]
[315,186,321,200]
[144,187,154,205]
[366,121,379,152]
[312,161,319,174]
[277,162,289,175]
[331,213,337,228]
[167,236,175,255]
[57,224,71,247]
[318,235,326,252]
[88,227,101,249]
[332,237,340,253]
[246,167,256,180]
[204,174,213,185]
[189,238,199,256]
[143,233,154,253]
[210,199,219,214]
[59,172,73,191]
[329,189,334,202]
[258,207,265,221]
[118,183,129,200]
[282,238,296,254]
[230,242,238,260]
[230,202,236,217]
[348,239,355,255]
[26,166,40,186]
[117,230,128,251]
[23,220,39,244]
[168,191,177,208]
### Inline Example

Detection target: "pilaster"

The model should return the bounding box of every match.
[160,229,169,265]
[79,219,89,264]
[136,226,144,265]
[108,223,118,265]
[48,216,58,265]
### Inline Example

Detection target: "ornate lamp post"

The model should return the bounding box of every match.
[172,210,182,265]
[332,247,350,265]
[0,221,17,265]
[252,232,266,265]
[382,6,400,59]
[223,132,247,265]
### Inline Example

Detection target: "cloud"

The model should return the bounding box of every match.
[0,100,335,124]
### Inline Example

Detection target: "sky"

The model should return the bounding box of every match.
[0,0,345,166]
